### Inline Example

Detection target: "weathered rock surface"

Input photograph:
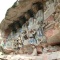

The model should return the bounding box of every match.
[0,0,43,31]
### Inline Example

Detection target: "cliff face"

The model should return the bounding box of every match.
[0,0,43,31]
